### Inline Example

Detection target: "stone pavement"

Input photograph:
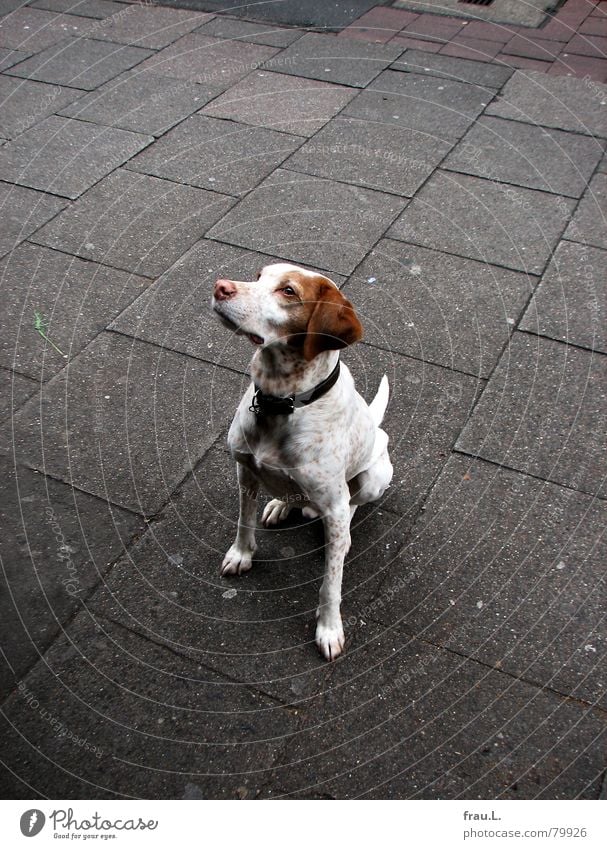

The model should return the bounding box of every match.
[0,0,606,800]
[342,0,607,82]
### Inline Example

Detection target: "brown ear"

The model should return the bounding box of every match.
[303,281,363,361]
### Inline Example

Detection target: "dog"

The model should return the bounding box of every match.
[212,263,393,661]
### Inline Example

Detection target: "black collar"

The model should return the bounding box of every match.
[249,361,340,418]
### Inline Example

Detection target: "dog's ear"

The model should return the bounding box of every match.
[303,279,363,361]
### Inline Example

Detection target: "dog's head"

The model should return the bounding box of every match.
[212,263,363,361]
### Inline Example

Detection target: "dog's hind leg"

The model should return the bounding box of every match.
[349,431,393,508]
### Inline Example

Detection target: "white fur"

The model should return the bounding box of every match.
[213,263,393,661]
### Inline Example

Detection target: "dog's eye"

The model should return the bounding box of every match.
[255,271,262,280]
[280,286,296,296]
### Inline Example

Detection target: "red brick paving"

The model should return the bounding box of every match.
[439,35,503,61]
[342,0,607,82]
[549,52,607,79]
[579,15,607,33]
[495,54,552,72]
[347,6,418,30]
[338,26,396,43]
[504,34,565,60]
[388,35,442,52]
[403,13,465,42]
[338,6,419,42]
[565,32,607,55]
[526,19,582,41]
[451,20,512,43]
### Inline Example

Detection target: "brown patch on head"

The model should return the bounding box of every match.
[284,273,363,361]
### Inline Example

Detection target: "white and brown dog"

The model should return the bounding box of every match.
[212,263,393,661]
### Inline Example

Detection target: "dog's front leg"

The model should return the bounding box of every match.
[221,462,258,576]
[316,497,351,661]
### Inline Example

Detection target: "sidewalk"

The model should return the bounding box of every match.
[0,0,605,799]
[341,0,607,81]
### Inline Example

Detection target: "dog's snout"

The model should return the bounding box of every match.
[214,279,237,301]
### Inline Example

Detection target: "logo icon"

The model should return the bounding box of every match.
[20,810,45,837]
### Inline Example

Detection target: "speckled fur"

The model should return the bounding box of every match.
[212,263,393,661]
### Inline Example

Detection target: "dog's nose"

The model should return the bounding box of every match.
[214,279,236,301]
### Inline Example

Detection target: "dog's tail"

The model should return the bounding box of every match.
[369,375,389,427]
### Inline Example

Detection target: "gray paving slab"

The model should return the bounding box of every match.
[456,332,607,497]
[342,69,491,143]
[59,69,214,136]
[110,241,477,522]
[343,238,534,377]
[343,344,480,518]
[372,455,607,709]
[10,332,244,514]
[86,441,412,704]
[201,69,357,137]
[444,116,605,198]
[0,115,153,198]
[388,170,576,275]
[196,15,303,47]
[178,0,380,30]
[126,115,303,196]
[0,368,37,426]
[486,69,607,138]
[269,624,606,799]
[564,172,607,250]
[29,0,125,18]
[0,46,29,71]
[31,168,234,276]
[138,32,279,94]
[261,32,402,88]
[392,49,513,89]
[0,610,298,798]
[0,0,28,14]
[0,242,150,379]
[520,240,607,353]
[207,168,406,275]
[0,8,93,52]
[6,36,153,90]
[283,116,451,197]
[0,75,85,139]
[0,181,67,260]
[89,5,212,49]
[108,238,345,375]
[0,457,144,701]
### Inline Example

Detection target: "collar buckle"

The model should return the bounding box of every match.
[250,361,340,420]
[249,389,295,418]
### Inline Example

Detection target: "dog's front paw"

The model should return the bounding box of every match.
[220,544,255,576]
[315,620,345,662]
